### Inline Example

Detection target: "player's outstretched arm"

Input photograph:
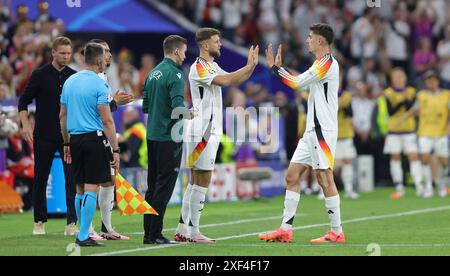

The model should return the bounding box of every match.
[267,43,331,91]
[212,45,259,87]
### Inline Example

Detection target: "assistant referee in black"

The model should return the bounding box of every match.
[142,35,188,244]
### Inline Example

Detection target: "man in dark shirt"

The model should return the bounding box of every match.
[18,36,78,236]
[18,37,131,236]
[142,35,188,244]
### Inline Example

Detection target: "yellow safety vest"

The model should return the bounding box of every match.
[385,87,416,133]
[124,122,148,168]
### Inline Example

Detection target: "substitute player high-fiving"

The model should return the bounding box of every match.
[258,23,345,244]
[174,28,259,243]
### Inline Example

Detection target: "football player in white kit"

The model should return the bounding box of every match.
[85,39,133,241]
[258,23,345,244]
[174,28,259,243]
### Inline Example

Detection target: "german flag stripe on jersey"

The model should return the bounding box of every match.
[278,67,301,90]
[313,54,332,81]
[315,126,335,170]
[274,54,332,90]
[187,138,208,168]
[196,58,213,80]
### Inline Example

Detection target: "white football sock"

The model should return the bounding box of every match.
[176,184,192,234]
[280,190,300,230]
[438,165,449,190]
[342,164,354,194]
[99,186,115,233]
[390,160,404,192]
[422,165,432,191]
[410,160,423,190]
[325,195,342,235]
[188,185,208,234]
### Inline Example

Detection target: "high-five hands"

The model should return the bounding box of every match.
[247,45,260,69]
[265,44,282,68]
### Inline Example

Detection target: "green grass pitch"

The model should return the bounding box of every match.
[1,187,450,256]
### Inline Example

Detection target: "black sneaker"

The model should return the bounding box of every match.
[76,237,104,247]
[143,236,177,245]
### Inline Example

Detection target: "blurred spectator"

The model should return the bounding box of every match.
[344,0,366,17]
[257,0,279,49]
[0,81,6,103]
[166,0,197,22]
[279,0,292,32]
[117,48,139,97]
[347,58,382,97]
[274,90,289,116]
[351,8,378,59]
[413,37,437,80]
[122,106,147,168]
[0,63,16,98]
[351,82,374,154]
[234,4,260,46]
[426,0,447,37]
[198,0,222,27]
[7,3,30,40]
[7,111,34,210]
[221,0,243,42]
[412,1,436,51]
[437,26,450,89]
[384,3,410,72]
[138,54,155,92]
[293,0,321,54]
[35,1,54,24]
[0,0,11,23]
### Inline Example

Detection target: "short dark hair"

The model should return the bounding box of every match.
[81,39,108,56]
[310,23,334,45]
[195,28,221,46]
[163,35,187,55]
[52,36,72,51]
[89,39,107,45]
[84,43,104,66]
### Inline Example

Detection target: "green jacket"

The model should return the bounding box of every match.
[142,58,185,141]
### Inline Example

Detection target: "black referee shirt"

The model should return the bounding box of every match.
[18,63,76,142]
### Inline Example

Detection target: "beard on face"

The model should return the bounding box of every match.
[210,49,221,58]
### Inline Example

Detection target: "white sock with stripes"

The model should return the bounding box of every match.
[280,190,300,230]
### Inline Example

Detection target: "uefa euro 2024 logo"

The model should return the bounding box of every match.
[66,0,81,8]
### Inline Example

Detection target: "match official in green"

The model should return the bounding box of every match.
[142,35,188,244]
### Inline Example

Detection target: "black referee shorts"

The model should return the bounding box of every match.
[70,131,112,185]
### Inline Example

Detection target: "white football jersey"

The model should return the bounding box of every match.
[187,57,226,137]
[274,54,339,131]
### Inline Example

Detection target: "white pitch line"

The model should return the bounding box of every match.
[124,214,307,235]
[90,205,450,256]
[195,243,450,248]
